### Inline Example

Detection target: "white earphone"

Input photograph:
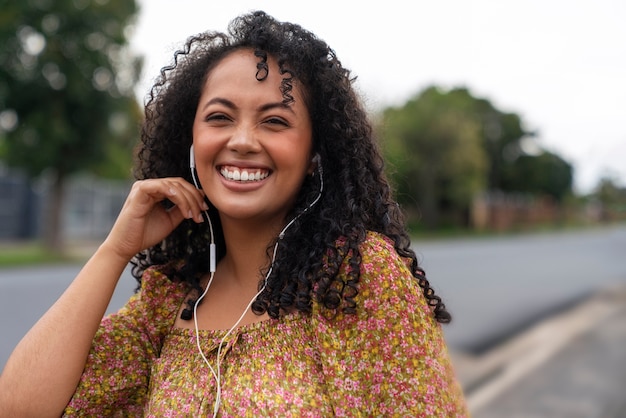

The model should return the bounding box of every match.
[188,145,323,416]
[189,145,216,272]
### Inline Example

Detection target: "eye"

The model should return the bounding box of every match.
[264,117,289,127]
[205,113,231,123]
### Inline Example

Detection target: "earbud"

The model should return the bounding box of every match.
[312,153,324,182]
[188,145,216,273]
[189,145,196,169]
[278,154,323,240]
[312,153,322,176]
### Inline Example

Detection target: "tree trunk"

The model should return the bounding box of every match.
[43,171,66,255]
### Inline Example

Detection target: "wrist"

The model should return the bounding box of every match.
[95,240,134,269]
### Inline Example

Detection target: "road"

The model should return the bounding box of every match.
[0,264,137,371]
[1,224,625,372]
[413,224,626,352]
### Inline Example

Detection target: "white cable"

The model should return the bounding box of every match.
[193,157,323,416]
[190,157,215,252]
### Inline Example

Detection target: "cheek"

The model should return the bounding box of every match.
[276,146,312,176]
[191,142,220,188]
[192,130,221,163]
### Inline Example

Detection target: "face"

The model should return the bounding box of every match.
[192,49,314,227]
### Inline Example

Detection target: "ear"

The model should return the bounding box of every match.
[308,153,320,176]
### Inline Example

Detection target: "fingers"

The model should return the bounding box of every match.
[130,177,208,224]
[103,177,210,262]
[158,178,209,223]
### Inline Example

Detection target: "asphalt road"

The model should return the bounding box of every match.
[471,291,626,418]
[1,224,625,372]
[0,264,136,372]
[414,224,626,352]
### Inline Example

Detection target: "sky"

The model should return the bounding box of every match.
[131,0,626,194]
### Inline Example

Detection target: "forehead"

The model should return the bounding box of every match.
[202,49,307,106]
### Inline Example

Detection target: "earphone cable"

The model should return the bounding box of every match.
[192,156,323,416]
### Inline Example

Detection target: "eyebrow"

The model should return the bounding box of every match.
[201,97,295,114]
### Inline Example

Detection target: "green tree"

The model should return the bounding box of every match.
[0,0,142,251]
[501,151,573,201]
[430,87,533,191]
[378,85,575,230]
[379,86,488,228]
[593,175,626,221]
[451,88,573,199]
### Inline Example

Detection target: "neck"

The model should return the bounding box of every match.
[217,217,284,289]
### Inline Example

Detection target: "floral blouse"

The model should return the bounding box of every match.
[63,232,468,417]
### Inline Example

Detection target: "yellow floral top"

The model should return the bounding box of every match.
[63,232,468,417]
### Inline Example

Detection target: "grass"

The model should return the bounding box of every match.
[2,220,621,268]
[407,217,619,241]
[0,243,77,268]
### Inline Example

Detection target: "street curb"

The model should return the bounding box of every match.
[450,284,626,413]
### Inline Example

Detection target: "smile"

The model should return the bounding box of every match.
[219,166,270,182]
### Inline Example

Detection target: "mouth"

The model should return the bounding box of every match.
[219,165,271,183]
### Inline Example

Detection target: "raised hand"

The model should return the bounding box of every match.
[103,177,208,262]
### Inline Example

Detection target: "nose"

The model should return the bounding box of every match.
[226,124,262,155]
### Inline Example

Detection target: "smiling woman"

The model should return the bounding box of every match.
[0,11,468,417]
[192,49,314,227]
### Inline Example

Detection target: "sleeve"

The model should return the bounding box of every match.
[313,232,469,417]
[62,267,187,416]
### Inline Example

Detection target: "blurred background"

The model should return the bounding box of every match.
[1,1,625,416]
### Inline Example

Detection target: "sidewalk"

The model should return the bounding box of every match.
[452,285,626,417]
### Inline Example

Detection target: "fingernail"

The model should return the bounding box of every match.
[187,210,193,219]
[202,202,209,210]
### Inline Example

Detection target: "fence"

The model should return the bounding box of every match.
[0,170,131,241]
[0,171,40,239]
[471,191,564,231]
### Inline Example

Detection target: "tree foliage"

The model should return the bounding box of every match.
[377,85,573,229]
[379,86,488,227]
[501,151,573,201]
[0,0,142,249]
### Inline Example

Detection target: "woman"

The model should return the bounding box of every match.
[0,11,468,417]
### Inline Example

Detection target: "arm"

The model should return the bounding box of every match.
[314,232,469,417]
[63,267,187,416]
[0,178,206,418]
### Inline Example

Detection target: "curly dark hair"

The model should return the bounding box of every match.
[132,10,451,323]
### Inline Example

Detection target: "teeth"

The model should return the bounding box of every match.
[220,167,269,182]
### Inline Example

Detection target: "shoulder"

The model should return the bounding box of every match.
[333,230,411,280]
[354,232,440,330]
[356,231,418,299]
[358,231,408,268]
[112,264,189,328]
[136,264,189,303]
[326,231,433,321]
